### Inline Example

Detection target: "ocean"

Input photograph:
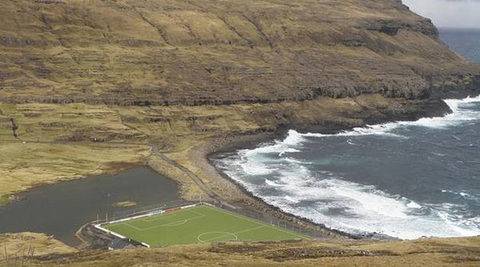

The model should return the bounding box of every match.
[439,28,480,64]
[213,29,480,239]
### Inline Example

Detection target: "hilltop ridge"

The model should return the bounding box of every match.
[1,0,479,105]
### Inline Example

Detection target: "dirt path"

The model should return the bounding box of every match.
[150,144,222,201]
[148,136,352,240]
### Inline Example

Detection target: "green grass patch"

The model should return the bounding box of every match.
[0,194,10,206]
[104,204,307,247]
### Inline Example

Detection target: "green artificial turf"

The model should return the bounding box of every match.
[104,204,307,247]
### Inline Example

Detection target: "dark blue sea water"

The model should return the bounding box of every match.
[440,28,480,63]
[214,30,480,239]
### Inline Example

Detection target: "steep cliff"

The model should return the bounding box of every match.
[1,0,479,105]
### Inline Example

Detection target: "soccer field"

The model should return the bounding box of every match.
[102,204,307,247]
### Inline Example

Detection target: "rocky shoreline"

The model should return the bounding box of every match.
[1,92,478,246]
[83,91,477,244]
[196,94,476,241]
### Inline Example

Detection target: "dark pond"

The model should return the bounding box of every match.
[0,167,181,246]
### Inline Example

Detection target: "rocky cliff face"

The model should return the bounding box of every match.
[1,0,479,105]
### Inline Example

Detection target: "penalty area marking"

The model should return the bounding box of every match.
[196,225,266,243]
[202,205,307,239]
[142,209,203,223]
[197,232,239,243]
[121,212,205,231]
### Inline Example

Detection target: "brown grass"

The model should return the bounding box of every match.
[6,237,479,266]
[0,0,477,105]
[0,95,429,204]
[0,232,76,262]
[0,142,149,203]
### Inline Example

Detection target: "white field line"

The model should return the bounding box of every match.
[202,205,307,239]
[197,225,266,243]
[94,203,204,247]
[122,212,206,232]
[122,222,143,231]
[100,203,201,227]
[94,224,151,248]
[142,208,202,224]
[263,223,308,240]
[197,232,239,243]
[197,217,305,244]
[94,225,127,239]
[96,203,307,248]
[187,209,206,217]
[103,210,165,225]
[139,205,198,223]
[181,204,198,209]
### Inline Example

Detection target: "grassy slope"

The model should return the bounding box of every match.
[0,0,477,201]
[0,0,477,203]
[0,233,76,260]
[0,0,478,105]
[0,96,435,202]
[3,236,479,266]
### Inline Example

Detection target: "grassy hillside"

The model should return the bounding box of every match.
[0,232,76,260]
[1,0,477,204]
[2,235,480,266]
[0,0,478,105]
[0,96,446,203]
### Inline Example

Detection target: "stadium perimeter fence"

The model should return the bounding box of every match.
[212,201,329,240]
[93,199,329,242]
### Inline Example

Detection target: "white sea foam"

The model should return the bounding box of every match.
[407,201,422,209]
[298,94,480,140]
[239,159,273,176]
[241,95,480,154]
[441,189,479,201]
[224,156,480,239]
[265,179,284,187]
[237,95,480,171]
[215,96,480,239]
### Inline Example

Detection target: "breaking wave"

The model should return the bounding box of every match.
[215,95,480,239]
[283,95,480,144]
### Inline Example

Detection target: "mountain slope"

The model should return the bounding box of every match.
[1,0,479,105]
